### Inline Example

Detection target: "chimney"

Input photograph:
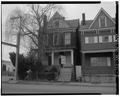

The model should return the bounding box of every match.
[63,17,65,20]
[82,13,86,25]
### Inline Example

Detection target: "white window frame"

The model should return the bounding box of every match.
[53,34,59,45]
[65,33,71,45]
[85,36,98,44]
[99,35,112,43]
[99,16,107,28]
[113,35,116,42]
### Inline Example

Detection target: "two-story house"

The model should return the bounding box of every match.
[44,12,79,81]
[80,8,116,83]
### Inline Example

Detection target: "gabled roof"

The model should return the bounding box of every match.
[50,11,63,20]
[49,11,79,28]
[66,19,79,28]
[89,7,115,29]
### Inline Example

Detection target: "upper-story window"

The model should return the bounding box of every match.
[53,34,59,45]
[85,36,98,44]
[113,35,116,42]
[65,33,71,45]
[99,35,112,43]
[55,21,59,28]
[99,16,107,28]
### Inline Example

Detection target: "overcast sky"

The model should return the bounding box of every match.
[2,2,116,61]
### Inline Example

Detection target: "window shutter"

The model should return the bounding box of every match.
[85,37,89,43]
[107,57,111,66]
[94,37,98,43]
[99,36,102,43]
[109,35,112,42]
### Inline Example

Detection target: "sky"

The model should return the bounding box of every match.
[1,1,116,61]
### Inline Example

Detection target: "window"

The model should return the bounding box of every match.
[65,33,71,45]
[99,16,107,28]
[113,35,116,42]
[53,34,59,45]
[91,57,111,66]
[55,21,59,28]
[85,36,98,43]
[99,35,112,43]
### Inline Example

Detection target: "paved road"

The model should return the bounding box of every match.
[2,83,116,94]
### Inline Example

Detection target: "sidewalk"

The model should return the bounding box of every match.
[6,80,116,87]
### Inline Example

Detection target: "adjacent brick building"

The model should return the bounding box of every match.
[80,8,116,83]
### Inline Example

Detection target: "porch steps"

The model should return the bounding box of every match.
[57,68,72,82]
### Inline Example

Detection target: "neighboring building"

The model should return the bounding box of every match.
[43,12,80,81]
[80,8,116,83]
[2,60,15,72]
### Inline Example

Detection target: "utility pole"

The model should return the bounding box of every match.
[11,16,21,81]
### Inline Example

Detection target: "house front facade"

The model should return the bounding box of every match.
[80,8,116,83]
[43,12,79,81]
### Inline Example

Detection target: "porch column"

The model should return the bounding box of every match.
[71,50,74,65]
[51,52,54,65]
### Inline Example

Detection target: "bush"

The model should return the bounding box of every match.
[47,66,58,81]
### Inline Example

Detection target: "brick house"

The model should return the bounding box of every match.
[43,12,80,81]
[80,8,116,83]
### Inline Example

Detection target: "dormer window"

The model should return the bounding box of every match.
[99,16,107,28]
[55,21,59,28]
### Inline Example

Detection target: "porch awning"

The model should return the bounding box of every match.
[82,49,116,53]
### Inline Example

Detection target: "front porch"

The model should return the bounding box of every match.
[46,49,74,81]
[47,49,74,67]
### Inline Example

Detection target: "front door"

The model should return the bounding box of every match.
[61,55,66,67]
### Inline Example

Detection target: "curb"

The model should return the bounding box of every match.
[4,81,116,87]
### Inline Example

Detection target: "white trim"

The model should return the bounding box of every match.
[79,27,115,32]
[105,16,107,27]
[51,52,54,65]
[89,8,115,29]
[52,49,73,53]
[107,57,111,66]
[82,49,116,53]
[85,37,89,43]
[113,35,116,42]
[71,50,74,65]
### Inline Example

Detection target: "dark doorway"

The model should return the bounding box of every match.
[3,64,6,71]
[48,56,51,65]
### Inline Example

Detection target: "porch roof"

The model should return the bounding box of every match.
[82,49,116,53]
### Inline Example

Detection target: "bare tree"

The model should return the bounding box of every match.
[5,4,63,65]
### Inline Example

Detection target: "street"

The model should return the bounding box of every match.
[2,83,116,94]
